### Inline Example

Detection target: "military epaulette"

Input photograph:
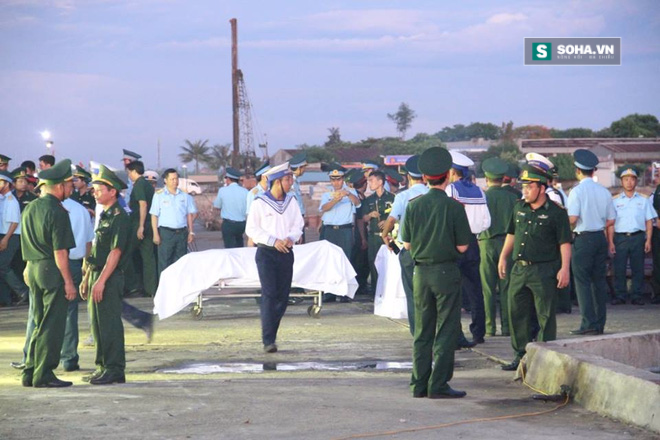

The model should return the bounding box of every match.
[155,189,164,194]
[251,187,259,195]
[6,194,13,201]
[113,207,122,216]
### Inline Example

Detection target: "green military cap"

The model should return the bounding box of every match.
[289,152,307,169]
[0,154,11,164]
[11,167,29,180]
[37,159,73,187]
[617,165,641,179]
[345,168,366,186]
[0,170,13,183]
[382,166,404,184]
[92,164,128,191]
[481,157,509,179]
[504,162,520,179]
[418,147,452,177]
[73,165,92,181]
[122,149,142,161]
[327,163,347,178]
[519,164,550,185]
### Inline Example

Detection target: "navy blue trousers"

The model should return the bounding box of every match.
[256,247,294,346]
[456,235,486,340]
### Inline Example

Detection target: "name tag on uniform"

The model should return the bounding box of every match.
[538,214,549,219]
[162,200,171,207]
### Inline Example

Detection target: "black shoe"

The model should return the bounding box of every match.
[322,294,336,303]
[456,340,477,350]
[21,376,32,387]
[429,387,467,399]
[339,296,351,303]
[652,296,660,304]
[264,344,278,353]
[82,370,104,383]
[412,391,427,398]
[63,365,80,372]
[34,377,73,388]
[10,361,25,370]
[570,328,598,335]
[501,360,520,371]
[473,337,485,344]
[611,298,625,305]
[90,372,126,385]
[631,299,645,306]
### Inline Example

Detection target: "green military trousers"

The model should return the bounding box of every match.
[87,269,126,376]
[124,222,158,296]
[478,236,511,336]
[410,262,461,396]
[508,261,558,360]
[367,234,383,293]
[22,260,69,386]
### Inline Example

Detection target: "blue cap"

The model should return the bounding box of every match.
[225,167,243,180]
[255,161,271,178]
[327,163,347,177]
[573,149,599,170]
[122,149,142,161]
[405,155,422,178]
[362,160,379,170]
[289,152,307,169]
[0,170,13,183]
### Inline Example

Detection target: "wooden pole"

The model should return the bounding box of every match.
[230,18,240,168]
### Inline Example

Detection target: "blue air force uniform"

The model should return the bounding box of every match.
[214,167,248,248]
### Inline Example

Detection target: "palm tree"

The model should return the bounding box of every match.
[204,143,233,172]
[179,139,212,174]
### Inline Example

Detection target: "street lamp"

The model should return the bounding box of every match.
[41,130,54,155]
[182,164,188,193]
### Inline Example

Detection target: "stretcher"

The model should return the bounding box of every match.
[153,240,358,320]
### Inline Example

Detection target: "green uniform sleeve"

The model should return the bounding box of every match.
[51,207,76,251]
[110,212,130,252]
[555,207,572,245]
[400,203,413,243]
[132,179,147,203]
[506,204,519,235]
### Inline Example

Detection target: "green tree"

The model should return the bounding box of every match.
[610,113,660,138]
[550,127,594,138]
[204,143,232,171]
[481,140,523,164]
[387,102,416,140]
[301,145,336,163]
[179,139,212,174]
[325,127,343,147]
[549,154,576,181]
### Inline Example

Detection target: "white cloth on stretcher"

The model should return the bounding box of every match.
[153,240,358,319]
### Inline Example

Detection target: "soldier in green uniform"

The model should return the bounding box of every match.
[478,158,518,337]
[401,147,472,399]
[346,169,371,296]
[125,160,157,296]
[498,164,572,371]
[502,163,522,199]
[10,167,37,304]
[21,159,78,388]
[80,165,130,385]
[70,166,96,218]
[362,170,395,295]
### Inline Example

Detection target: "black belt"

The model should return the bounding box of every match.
[615,231,644,237]
[516,260,554,267]
[256,243,277,251]
[223,219,245,223]
[574,230,604,236]
[324,223,352,230]
[159,226,187,232]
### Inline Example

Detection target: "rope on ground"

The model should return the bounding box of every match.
[332,395,570,440]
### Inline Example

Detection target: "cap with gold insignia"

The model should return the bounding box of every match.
[0,154,11,165]
[617,165,639,179]
[73,165,92,182]
[481,157,509,179]
[519,164,550,184]
[573,149,599,170]
[419,147,452,178]
[362,160,379,170]
[122,149,142,161]
[254,160,271,178]
[525,152,554,173]
[37,159,73,187]
[327,163,347,178]
[383,167,404,185]
[449,151,474,174]
[263,162,292,183]
[92,164,128,191]
[225,167,243,180]
[0,170,13,183]
[405,155,422,178]
[289,152,307,170]
[11,167,29,181]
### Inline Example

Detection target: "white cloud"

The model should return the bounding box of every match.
[486,12,528,25]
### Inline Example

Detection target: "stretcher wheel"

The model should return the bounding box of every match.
[191,305,204,320]
[307,305,321,319]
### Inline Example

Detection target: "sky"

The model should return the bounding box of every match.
[1,0,659,171]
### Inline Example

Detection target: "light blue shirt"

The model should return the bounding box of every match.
[125,178,133,203]
[213,182,249,221]
[150,188,197,229]
[291,176,306,216]
[246,184,265,215]
[0,192,21,235]
[567,177,616,233]
[612,192,657,233]
[319,186,359,225]
[62,198,95,260]
[389,183,429,240]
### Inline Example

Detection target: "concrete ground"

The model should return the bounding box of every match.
[1,225,659,439]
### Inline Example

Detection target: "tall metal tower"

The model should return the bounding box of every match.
[237,69,256,159]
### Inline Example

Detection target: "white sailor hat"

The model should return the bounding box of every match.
[449,151,474,172]
[525,152,554,173]
[264,162,292,183]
